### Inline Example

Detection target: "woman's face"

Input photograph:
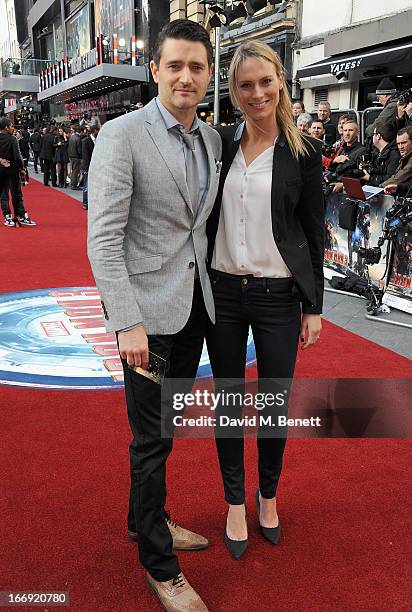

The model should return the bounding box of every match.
[235,56,283,123]
[58,128,64,136]
[338,119,347,135]
[292,102,303,117]
[297,120,309,133]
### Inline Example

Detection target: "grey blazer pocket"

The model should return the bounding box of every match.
[125,254,162,275]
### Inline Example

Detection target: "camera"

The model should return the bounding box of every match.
[398,88,412,106]
[358,197,412,265]
[357,246,381,265]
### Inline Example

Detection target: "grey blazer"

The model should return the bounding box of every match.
[87,99,222,335]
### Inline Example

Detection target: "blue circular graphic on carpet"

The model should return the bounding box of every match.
[0,288,256,390]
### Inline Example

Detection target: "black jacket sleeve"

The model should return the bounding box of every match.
[369,149,401,186]
[296,138,325,314]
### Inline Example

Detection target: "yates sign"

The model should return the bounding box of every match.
[330,58,363,74]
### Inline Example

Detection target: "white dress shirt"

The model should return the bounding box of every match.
[212,144,291,277]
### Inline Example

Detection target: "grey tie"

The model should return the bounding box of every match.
[176,127,200,214]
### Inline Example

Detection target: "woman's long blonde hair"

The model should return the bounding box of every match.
[229,40,310,158]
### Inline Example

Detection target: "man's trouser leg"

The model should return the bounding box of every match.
[70,158,81,189]
[123,280,207,581]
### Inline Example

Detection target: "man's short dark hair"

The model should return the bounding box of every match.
[0,117,12,131]
[90,124,100,136]
[311,119,325,127]
[397,126,412,141]
[375,120,395,143]
[153,19,213,67]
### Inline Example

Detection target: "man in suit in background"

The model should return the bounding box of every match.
[88,20,221,611]
[81,125,99,210]
[39,126,57,187]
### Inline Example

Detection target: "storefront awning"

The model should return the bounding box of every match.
[296,39,412,79]
[38,63,149,104]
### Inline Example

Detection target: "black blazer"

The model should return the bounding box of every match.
[81,136,95,172]
[207,124,324,314]
[39,133,55,161]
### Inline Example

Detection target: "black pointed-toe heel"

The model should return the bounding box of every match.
[224,506,248,560]
[224,531,248,560]
[255,489,281,545]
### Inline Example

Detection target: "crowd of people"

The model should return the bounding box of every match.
[0,120,101,227]
[292,77,412,198]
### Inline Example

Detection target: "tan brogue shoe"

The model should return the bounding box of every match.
[146,572,209,612]
[128,512,208,551]
[166,513,208,551]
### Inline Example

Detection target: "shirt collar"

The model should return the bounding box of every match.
[155,97,199,133]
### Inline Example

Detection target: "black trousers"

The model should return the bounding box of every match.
[122,280,208,582]
[43,159,56,186]
[206,270,301,505]
[33,151,41,172]
[0,167,25,218]
[69,158,81,189]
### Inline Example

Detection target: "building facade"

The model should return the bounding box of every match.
[293,0,412,113]
[169,1,298,123]
[32,0,169,122]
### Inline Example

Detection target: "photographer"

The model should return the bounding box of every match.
[327,120,366,193]
[396,100,412,130]
[381,127,412,188]
[362,121,400,187]
[365,78,398,138]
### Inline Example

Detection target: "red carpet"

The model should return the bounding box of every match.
[1,180,410,611]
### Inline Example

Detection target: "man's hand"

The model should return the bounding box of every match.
[362,169,370,181]
[333,154,349,164]
[397,102,406,119]
[384,183,398,195]
[300,314,322,350]
[332,182,344,193]
[118,325,149,369]
[0,158,10,167]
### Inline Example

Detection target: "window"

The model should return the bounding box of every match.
[314,89,329,107]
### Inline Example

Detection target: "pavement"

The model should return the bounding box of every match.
[27,166,412,361]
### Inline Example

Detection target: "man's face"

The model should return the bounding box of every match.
[310,121,325,140]
[342,122,358,145]
[318,104,330,121]
[150,37,212,117]
[377,93,390,106]
[6,123,14,135]
[396,133,412,157]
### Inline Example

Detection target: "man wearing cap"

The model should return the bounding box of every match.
[366,78,398,138]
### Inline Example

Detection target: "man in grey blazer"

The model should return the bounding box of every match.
[88,20,221,612]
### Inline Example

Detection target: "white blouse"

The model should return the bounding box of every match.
[212,144,291,277]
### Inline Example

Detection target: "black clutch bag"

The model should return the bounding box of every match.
[339,199,359,231]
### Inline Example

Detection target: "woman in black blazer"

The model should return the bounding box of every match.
[206,41,324,559]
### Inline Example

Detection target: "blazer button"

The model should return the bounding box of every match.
[188,261,195,269]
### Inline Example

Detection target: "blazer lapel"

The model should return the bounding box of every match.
[144,102,193,214]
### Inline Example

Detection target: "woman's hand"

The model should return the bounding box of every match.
[300,314,322,350]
